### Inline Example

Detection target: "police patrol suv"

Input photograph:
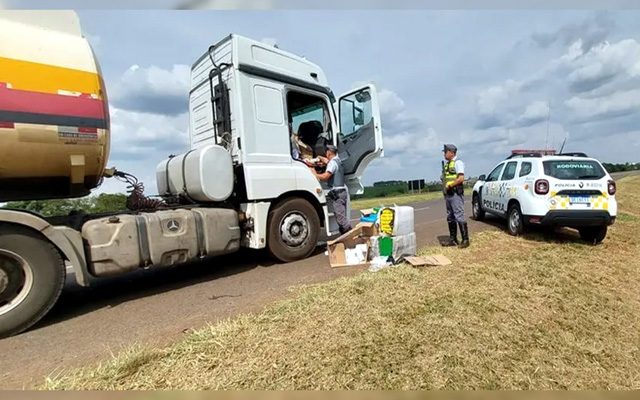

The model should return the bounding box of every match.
[471,151,617,243]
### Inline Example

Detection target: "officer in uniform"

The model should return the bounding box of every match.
[442,144,469,248]
[310,144,352,234]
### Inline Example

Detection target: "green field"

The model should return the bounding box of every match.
[351,191,442,210]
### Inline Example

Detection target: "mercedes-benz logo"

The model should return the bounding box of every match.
[579,182,584,188]
[166,219,180,232]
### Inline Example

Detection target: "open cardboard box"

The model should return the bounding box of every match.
[326,222,377,268]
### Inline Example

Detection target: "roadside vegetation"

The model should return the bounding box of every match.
[3,193,127,216]
[351,191,442,210]
[45,177,640,390]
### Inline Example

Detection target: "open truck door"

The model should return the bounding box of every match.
[337,84,384,195]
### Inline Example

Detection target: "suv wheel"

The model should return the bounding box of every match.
[507,204,524,236]
[579,225,607,244]
[472,194,485,221]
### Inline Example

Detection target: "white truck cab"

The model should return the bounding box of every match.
[174,34,384,256]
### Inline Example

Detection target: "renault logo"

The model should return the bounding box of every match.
[166,219,181,232]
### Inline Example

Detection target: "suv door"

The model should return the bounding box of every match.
[336,84,384,195]
[482,162,505,214]
[497,161,519,214]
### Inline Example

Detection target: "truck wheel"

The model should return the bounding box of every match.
[507,204,524,236]
[267,198,320,262]
[0,226,65,338]
[579,225,607,244]
[472,193,485,221]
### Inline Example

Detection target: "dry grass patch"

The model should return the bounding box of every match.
[45,177,640,390]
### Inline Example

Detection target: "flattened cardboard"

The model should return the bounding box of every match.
[404,255,452,267]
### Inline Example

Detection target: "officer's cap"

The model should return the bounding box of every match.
[443,144,457,153]
[325,144,338,153]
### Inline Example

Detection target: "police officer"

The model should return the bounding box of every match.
[442,144,469,248]
[310,145,352,234]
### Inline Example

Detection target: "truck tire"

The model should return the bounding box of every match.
[579,225,607,244]
[0,226,65,338]
[267,198,320,262]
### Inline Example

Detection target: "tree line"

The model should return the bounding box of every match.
[4,193,128,217]
[602,162,640,173]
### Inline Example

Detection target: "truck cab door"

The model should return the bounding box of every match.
[336,84,384,195]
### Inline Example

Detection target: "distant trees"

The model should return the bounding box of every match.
[4,193,128,217]
[353,178,477,199]
[602,162,640,173]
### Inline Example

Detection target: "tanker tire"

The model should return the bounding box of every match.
[267,198,320,263]
[0,226,65,338]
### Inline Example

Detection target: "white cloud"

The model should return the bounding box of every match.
[377,88,406,117]
[561,39,640,93]
[97,106,190,194]
[475,80,523,129]
[360,87,443,184]
[110,64,191,115]
[530,13,614,53]
[515,100,550,127]
[548,39,640,96]
[565,88,640,122]
[108,106,190,160]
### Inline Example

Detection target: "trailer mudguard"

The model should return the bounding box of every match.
[0,209,90,286]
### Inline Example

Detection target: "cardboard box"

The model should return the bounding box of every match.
[358,221,379,237]
[327,241,370,268]
[326,224,372,268]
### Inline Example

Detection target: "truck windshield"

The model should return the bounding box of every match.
[543,160,606,180]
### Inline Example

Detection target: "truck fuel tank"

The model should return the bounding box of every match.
[82,208,241,277]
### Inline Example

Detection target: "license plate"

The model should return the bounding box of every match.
[569,196,591,204]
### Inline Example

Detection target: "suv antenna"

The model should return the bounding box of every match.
[544,100,551,150]
[559,133,568,154]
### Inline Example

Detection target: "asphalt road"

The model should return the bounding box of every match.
[0,196,496,389]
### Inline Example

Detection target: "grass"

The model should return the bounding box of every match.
[44,177,640,390]
[351,191,441,210]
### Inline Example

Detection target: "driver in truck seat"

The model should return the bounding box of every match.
[290,122,315,164]
[309,144,352,234]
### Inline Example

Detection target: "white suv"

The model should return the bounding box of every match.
[471,153,617,243]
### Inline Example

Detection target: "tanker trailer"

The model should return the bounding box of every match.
[0,11,110,201]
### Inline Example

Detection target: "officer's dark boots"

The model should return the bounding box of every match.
[443,222,459,246]
[339,225,352,235]
[459,222,470,248]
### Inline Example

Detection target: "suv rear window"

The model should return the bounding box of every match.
[542,160,606,180]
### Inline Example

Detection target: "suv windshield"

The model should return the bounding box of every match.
[543,160,606,180]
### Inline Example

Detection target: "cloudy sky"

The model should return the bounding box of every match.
[3,5,640,194]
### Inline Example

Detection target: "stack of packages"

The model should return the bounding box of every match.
[326,206,416,269]
[367,206,417,265]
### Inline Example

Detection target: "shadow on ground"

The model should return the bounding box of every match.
[34,245,324,331]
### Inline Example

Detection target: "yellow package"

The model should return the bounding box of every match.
[379,207,395,235]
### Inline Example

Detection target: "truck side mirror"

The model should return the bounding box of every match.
[479,174,486,181]
[353,107,364,126]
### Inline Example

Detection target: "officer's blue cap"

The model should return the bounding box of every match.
[443,144,457,153]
